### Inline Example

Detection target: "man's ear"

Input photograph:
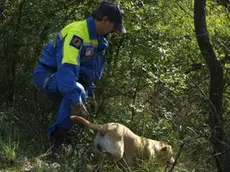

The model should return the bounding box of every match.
[102,16,109,23]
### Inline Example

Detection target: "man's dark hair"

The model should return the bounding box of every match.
[92,8,104,21]
[92,1,126,33]
[92,2,124,23]
[92,2,108,20]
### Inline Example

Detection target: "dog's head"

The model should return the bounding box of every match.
[93,123,125,162]
[155,142,174,163]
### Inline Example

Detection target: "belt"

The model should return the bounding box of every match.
[39,62,57,72]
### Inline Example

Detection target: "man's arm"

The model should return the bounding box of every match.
[87,36,108,112]
[56,33,83,104]
[56,32,89,118]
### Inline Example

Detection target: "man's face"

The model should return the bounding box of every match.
[100,16,118,34]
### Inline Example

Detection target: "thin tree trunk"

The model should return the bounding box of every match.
[0,0,7,22]
[6,0,25,103]
[194,0,230,171]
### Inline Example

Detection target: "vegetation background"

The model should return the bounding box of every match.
[0,0,230,171]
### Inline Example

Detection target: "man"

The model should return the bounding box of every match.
[32,2,126,156]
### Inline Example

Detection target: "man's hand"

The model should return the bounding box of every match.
[71,103,89,120]
[88,93,98,113]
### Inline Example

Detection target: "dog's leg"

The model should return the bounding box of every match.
[93,154,105,172]
[116,158,133,172]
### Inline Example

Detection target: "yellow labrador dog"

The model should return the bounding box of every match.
[71,116,174,171]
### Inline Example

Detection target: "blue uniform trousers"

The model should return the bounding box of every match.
[33,64,87,135]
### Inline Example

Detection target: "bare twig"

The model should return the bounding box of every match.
[167,136,201,172]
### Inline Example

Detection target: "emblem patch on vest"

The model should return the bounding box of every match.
[85,47,94,56]
[70,35,83,49]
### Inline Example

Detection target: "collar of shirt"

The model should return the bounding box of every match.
[86,17,98,40]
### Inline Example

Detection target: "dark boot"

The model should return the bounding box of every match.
[50,127,68,158]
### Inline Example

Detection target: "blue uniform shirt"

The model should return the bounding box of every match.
[34,17,107,104]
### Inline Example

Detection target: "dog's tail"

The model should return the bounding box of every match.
[70,115,104,131]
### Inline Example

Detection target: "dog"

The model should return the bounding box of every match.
[71,116,174,171]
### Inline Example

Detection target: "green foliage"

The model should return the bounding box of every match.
[0,136,19,163]
[0,117,19,164]
[0,0,229,171]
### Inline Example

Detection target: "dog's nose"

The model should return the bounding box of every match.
[97,144,102,151]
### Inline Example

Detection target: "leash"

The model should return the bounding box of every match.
[74,125,86,171]
[74,104,91,171]
[75,99,92,143]
[76,125,84,144]
[75,99,94,145]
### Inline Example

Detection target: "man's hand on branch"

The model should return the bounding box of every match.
[88,93,98,113]
[71,102,89,120]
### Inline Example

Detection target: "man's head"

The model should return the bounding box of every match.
[92,2,126,35]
